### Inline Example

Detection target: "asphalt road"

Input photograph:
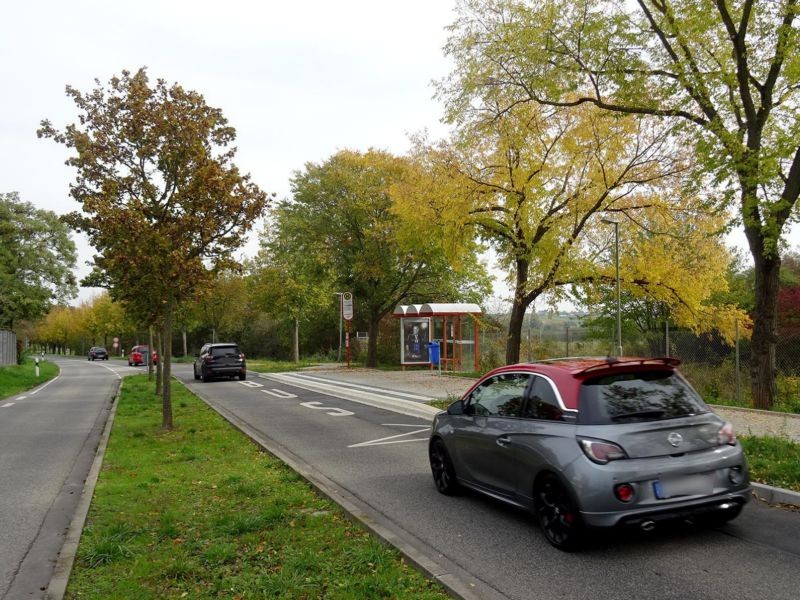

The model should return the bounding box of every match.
[0,357,120,600]
[176,366,800,600]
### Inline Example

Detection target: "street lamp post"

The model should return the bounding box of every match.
[601,216,623,357]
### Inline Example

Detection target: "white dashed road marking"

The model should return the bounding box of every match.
[238,380,264,388]
[2,403,14,408]
[261,389,298,399]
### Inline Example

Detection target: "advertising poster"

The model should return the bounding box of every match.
[401,318,430,364]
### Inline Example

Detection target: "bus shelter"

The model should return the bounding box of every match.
[393,303,482,372]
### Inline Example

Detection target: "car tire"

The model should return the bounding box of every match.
[193,366,200,381]
[201,368,211,383]
[128,361,132,366]
[239,371,246,381]
[429,438,460,496]
[534,474,585,552]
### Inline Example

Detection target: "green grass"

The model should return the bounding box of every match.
[0,358,59,400]
[65,375,449,600]
[247,358,339,373]
[740,435,800,493]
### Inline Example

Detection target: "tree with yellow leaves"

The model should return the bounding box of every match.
[398,100,746,363]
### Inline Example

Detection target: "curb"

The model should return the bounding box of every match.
[751,482,800,508]
[45,380,122,600]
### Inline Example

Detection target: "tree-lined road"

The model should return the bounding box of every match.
[177,366,800,600]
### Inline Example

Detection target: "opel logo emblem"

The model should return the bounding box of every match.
[667,432,683,447]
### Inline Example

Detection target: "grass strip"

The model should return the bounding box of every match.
[65,375,450,599]
[740,435,800,493]
[0,358,58,400]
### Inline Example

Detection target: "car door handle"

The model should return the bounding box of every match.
[496,435,512,447]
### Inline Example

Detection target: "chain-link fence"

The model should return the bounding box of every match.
[479,318,800,411]
[0,329,17,366]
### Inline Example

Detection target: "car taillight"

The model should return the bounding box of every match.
[578,437,628,464]
[718,422,737,446]
[614,483,635,502]
[239,353,245,360]
[204,355,215,363]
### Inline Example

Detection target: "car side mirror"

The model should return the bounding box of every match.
[447,400,465,415]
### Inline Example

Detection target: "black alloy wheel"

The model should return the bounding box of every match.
[429,439,460,495]
[534,474,585,551]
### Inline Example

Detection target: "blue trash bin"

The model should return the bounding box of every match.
[427,341,440,366]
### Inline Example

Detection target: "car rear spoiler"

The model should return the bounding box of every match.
[577,357,681,376]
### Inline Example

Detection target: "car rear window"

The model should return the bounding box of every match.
[211,346,239,357]
[577,370,709,425]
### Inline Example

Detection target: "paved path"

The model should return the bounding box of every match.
[0,358,119,600]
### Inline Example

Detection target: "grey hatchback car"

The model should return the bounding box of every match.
[428,357,750,551]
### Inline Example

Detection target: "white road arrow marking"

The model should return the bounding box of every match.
[299,401,354,417]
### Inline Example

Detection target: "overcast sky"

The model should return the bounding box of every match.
[1,0,461,302]
[1,0,797,309]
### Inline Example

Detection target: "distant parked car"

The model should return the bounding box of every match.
[193,343,246,382]
[428,357,750,551]
[88,347,108,361]
[128,345,158,367]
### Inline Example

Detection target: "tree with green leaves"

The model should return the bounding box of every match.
[251,221,334,363]
[443,0,800,407]
[39,68,268,428]
[0,192,77,329]
[272,149,490,367]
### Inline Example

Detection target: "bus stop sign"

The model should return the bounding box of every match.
[342,292,354,321]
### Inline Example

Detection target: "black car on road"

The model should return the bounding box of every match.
[88,347,109,361]
[193,343,247,382]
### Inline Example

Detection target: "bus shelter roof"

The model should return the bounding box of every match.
[393,303,482,317]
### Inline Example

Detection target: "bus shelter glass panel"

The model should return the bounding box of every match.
[459,315,476,373]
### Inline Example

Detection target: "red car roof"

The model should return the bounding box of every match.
[467,357,681,410]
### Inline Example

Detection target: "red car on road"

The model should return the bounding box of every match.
[128,345,158,366]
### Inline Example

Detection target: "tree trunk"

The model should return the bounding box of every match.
[162,302,174,429]
[182,328,187,358]
[367,316,379,368]
[505,258,530,365]
[148,326,154,380]
[293,316,300,363]
[749,251,780,409]
[155,331,163,397]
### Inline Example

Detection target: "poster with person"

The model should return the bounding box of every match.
[401,318,430,364]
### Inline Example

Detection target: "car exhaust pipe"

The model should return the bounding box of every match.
[640,520,656,532]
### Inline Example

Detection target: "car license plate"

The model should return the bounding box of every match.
[653,474,713,499]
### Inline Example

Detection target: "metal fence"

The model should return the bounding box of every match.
[479,319,800,411]
[0,329,17,366]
